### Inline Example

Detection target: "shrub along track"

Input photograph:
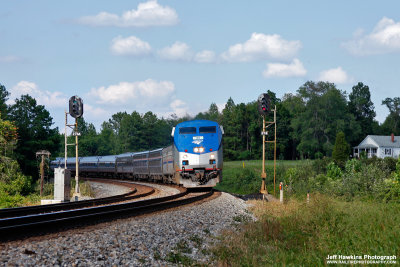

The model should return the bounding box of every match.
[0,179,214,242]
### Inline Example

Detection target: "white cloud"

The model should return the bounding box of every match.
[77,0,178,27]
[83,104,108,120]
[343,17,400,55]
[221,33,302,62]
[263,58,307,78]
[88,79,175,105]
[0,55,21,63]
[8,81,68,108]
[87,79,192,121]
[169,99,189,117]
[111,36,152,56]
[158,42,193,61]
[194,50,216,63]
[318,67,353,84]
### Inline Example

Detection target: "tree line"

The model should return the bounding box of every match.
[0,80,399,180]
[68,80,400,161]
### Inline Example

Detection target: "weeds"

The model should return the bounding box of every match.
[164,239,196,266]
[189,235,203,248]
[70,180,95,198]
[212,194,400,266]
[219,158,400,203]
[165,252,194,266]
[175,240,192,254]
[232,214,252,224]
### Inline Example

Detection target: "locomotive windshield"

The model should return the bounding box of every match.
[179,127,197,134]
[199,126,216,133]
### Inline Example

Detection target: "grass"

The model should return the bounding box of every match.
[0,180,95,208]
[70,180,95,198]
[212,194,400,266]
[215,160,306,195]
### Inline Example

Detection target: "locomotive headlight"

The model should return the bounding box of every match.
[193,147,199,153]
[210,154,215,159]
[183,154,188,159]
[199,147,205,153]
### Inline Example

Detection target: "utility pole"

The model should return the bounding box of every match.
[260,116,267,195]
[65,95,84,198]
[74,117,80,195]
[65,111,68,169]
[265,105,277,195]
[36,150,51,196]
[258,94,277,196]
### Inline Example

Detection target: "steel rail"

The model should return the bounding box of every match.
[0,188,212,241]
[0,181,155,219]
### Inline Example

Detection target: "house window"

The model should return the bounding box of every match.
[372,148,377,154]
[385,148,392,155]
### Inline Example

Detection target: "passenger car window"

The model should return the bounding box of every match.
[179,127,196,134]
[199,126,216,133]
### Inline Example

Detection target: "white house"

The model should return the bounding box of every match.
[353,134,400,159]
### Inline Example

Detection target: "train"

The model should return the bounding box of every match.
[50,120,223,188]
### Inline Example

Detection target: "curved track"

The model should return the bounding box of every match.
[0,181,213,241]
[0,179,155,219]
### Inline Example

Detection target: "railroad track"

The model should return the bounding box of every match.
[0,179,155,219]
[0,183,213,241]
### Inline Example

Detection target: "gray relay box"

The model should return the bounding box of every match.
[54,168,71,202]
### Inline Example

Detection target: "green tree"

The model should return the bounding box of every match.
[119,111,143,152]
[296,81,360,158]
[282,93,306,159]
[8,95,60,179]
[208,103,220,122]
[97,122,116,155]
[77,117,99,156]
[222,97,241,160]
[142,111,162,150]
[381,97,400,135]
[332,131,350,168]
[0,84,10,120]
[348,82,377,143]
[195,103,221,123]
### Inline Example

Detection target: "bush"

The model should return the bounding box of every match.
[285,157,399,202]
[314,151,323,159]
[0,156,35,207]
[384,157,398,173]
[345,158,362,174]
[326,162,342,180]
[283,162,316,195]
[0,157,33,196]
[312,157,332,174]
[215,167,259,195]
[332,131,349,168]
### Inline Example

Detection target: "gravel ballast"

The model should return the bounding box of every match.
[0,191,253,266]
[89,181,132,198]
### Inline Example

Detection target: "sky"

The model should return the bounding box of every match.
[1,1,400,131]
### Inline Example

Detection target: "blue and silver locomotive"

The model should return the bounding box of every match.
[171,120,223,187]
[51,120,223,188]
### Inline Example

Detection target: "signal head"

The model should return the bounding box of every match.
[69,96,84,118]
[257,93,270,116]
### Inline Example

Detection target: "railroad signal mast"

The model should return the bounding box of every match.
[257,93,277,196]
[65,96,84,197]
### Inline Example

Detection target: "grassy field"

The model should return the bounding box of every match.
[212,159,400,266]
[212,194,400,266]
[215,160,306,195]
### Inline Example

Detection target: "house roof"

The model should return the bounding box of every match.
[355,135,400,148]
